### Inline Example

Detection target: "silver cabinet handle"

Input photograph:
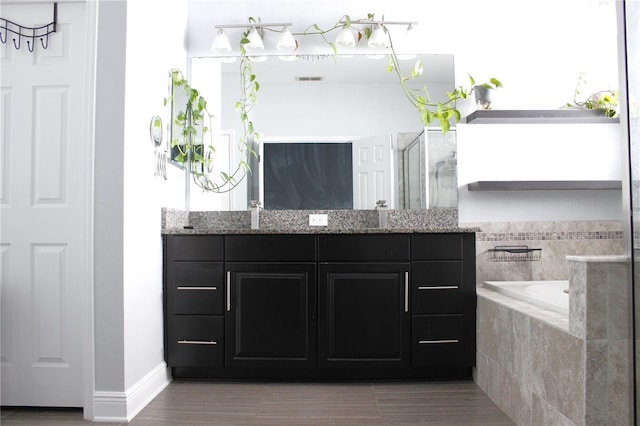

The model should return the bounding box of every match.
[226,271,231,311]
[404,271,409,312]
[176,286,217,290]
[417,285,459,290]
[177,340,217,345]
[419,339,459,344]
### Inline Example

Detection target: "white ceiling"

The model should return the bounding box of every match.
[186,0,453,85]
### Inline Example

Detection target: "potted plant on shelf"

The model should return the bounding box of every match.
[565,72,619,118]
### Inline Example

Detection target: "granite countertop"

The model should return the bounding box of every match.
[161,226,480,235]
[160,208,479,235]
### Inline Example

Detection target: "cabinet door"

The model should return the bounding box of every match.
[318,263,410,368]
[225,262,317,368]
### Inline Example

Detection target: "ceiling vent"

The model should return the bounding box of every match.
[295,76,324,82]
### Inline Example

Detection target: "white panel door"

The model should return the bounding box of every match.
[352,135,393,209]
[1,3,90,406]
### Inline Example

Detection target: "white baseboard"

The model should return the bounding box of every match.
[92,362,170,422]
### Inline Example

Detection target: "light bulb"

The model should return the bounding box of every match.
[368,24,388,49]
[397,24,417,60]
[276,26,296,50]
[246,27,264,51]
[211,28,232,52]
[335,27,356,48]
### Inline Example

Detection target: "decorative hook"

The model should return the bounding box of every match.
[0,3,57,52]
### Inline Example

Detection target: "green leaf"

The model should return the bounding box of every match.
[490,77,503,88]
[440,118,450,133]
[468,75,476,86]
[413,60,423,77]
[329,42,337,55]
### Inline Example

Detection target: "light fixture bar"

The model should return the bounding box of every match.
[341,20,418,26]
[215,22,293,29]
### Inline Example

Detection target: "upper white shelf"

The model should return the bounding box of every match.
[465,109,620,124]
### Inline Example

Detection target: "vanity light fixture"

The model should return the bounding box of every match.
[368,23,389,49]
[335,26,356,48]
[211,28,232,52]
[213,20,293,53]
[276,26,296,50]
[397,24,417,60]
[245,27,264,50]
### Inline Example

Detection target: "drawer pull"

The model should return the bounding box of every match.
[419,339,459,344]
[177,286,217,291]
[177,340,218,345]
[404,272,409,312]
[226,271,231,311]
[417,285,459,290]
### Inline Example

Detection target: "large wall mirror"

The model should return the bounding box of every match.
[191,53,457,210]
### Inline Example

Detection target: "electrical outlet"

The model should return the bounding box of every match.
[309,214,328,226]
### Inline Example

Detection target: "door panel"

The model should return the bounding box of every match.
[319,263,410,367]
[0,3,90,407]
[225,263,317,367]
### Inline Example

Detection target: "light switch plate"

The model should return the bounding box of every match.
[309,214,328,226]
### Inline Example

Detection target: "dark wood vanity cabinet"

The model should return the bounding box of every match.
[225,235,317,368]
[318,235,410,368]
[410,233,476,368]
[163,232,475,379]
[164,236,225,368]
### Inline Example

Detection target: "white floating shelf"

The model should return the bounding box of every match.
[467,180,622,191]
[465,109,619,124]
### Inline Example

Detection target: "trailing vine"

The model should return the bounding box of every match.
[165,69,254,193]
[278,14,503,133]
[564,72,619,118]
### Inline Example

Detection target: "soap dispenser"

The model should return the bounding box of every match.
[375,200,388,228]
[249,200,261,230]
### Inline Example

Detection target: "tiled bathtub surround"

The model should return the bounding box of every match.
[461,221,624,284]
[476,256,633,425]
[162,208,460,232]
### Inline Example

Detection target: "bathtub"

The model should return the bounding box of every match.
[482,280,570,315]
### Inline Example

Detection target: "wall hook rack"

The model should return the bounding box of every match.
[0,3,57,52]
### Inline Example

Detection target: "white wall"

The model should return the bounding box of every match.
[121,0,189,413]
[457,122,623,222]
[92,0,188,420]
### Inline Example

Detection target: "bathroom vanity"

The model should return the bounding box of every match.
[162,225,477,380]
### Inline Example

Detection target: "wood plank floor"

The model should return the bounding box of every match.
[1,380,514,425]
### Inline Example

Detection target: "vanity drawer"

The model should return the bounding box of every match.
[167,235,224,261]
[411,261,463,314]
[318,234,410,261]
[167,315,223,367]
[411,234,462,260]
[170,262,224,315]
[412,315,465,367]
[225,235,316,262]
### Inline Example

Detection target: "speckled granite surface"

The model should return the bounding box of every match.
[161,208,478,234]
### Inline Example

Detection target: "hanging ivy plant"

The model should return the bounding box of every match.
[286,13,502,133]
[164,69,254,193]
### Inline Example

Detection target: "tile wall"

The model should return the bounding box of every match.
[460,220,624,284]
[475,254,632,425]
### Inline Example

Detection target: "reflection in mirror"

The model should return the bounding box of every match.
[199,53,456,210]
[398,129,457,209]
